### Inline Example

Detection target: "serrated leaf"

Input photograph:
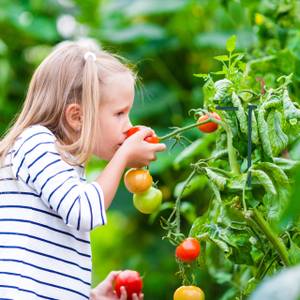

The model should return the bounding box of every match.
[283,88,300,121]
[257,106,273,157]
[227,174,247,190]
[232,92,248,134]
[226,35,236,52]
[210,237,231,253]
[251,169,277,195]
[205,167,227,190]
[213,79,232,101]
[267,110,288,156]
[273,157,300,170]
[255,162,289,186]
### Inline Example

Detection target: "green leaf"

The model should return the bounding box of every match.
[283,89,300,123]
[288,240,300,265]
[210,237,231,254]
[279,167,300,229]
[205,167,227,191]
[226,35,236,52]
[251,169,277,195]
[257,106,273,157]
[213,79,232,101]
[173,134,215,169]
[255,162,289,187]
[232,92,248,135]
[273,157,300,171]
[214,55,229,62]
[174,175,208,198]
[227,174,248,190]
[267,110,288,156]
[193,73,209,80]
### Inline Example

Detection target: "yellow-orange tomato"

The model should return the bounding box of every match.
[173,286,205,300]
[124,168,153,194]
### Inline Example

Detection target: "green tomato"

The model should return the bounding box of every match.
[133,187,162,214]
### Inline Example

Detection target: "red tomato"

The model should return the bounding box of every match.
[197,112,221,133]
[114,270,143,300]
[126,127,140,137]
[175,238,201,263]
[173,285,205,300]
[126,126,159,143]
[144,135,160,144]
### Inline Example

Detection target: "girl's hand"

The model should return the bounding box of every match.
[118,127,166,168]
[90,271,144,300]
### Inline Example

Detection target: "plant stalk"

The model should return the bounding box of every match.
[251,208,290,267]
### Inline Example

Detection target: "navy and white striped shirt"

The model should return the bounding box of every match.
[0,124,107,299]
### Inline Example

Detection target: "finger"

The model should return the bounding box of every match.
[151,143,167,152]
[139,293,144,300]
[104,270,122,283]
[135,127,155,139]
[119,286,127,300]
[132,293,139,300]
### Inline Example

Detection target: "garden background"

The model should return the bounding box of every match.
[1,0,300,299]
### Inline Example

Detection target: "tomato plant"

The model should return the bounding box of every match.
[133,186,162,214]
[126,126,160,143]
[173,285,205,300]
[175,238,200,263]
[156,35,300,299]
[124,168,153,194]
[197,112,221,133]
[114,270,143,300]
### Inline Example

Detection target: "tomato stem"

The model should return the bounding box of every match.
[159,119,214,141]
[159,118,240,175]
[174,170,197,235]
[251,208,290,267]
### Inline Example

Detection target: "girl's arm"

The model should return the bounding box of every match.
[96,128,166,209]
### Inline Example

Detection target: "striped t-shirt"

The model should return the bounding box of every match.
[0,124,107,300]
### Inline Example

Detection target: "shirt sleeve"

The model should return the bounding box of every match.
[10,125,107,232]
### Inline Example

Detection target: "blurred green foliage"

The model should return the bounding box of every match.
[1,0,300,299]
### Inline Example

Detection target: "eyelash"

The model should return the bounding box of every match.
[116,112,124,116]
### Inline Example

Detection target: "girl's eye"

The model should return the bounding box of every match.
[116,112,124,116]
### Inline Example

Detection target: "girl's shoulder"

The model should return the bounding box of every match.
[17,124,56,143]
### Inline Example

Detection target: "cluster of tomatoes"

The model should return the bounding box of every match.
[173,237,205,299]
[123,126,162,214]
[113,239,204,299]
[118,114,221,299]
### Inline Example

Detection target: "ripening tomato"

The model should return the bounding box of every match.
[124,168,153,194]
[126,127,140,137]
[126,126,159,143]
[173,285,205,300]
[114,270,143,300]
[175,238,200,263]
[144,135,160,143]
[197,112,221,133]
[133,186,162,214]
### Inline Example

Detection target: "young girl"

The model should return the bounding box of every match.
[0,40,166,299]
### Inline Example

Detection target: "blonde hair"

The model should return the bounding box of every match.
[0,40,136,167]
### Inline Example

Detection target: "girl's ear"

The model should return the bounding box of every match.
[65,103,83,132]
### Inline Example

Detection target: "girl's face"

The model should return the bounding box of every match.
[92,72,134,160]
